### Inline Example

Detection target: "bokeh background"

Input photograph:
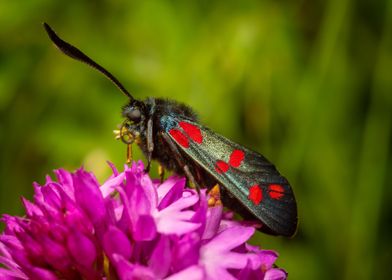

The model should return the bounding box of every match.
[1,1,391,279]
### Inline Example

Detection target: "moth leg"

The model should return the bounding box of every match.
[145,118,154,173]
[161,133,200,192]
[126,143,132,165]
[158,164,165,183]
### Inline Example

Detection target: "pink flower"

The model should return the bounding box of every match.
[0,161,287,279]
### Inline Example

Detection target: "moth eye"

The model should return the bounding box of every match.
[127,109,141,122]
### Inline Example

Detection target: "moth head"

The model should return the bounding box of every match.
[122,101,145,124]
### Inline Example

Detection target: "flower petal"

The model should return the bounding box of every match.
[101,172,125,198]
[164,265,204,280]
[67,231,97,268]
[203,226,255,251]
[202,206,223,240]
[123,170,153,215]
[156,217,200,235]
[134,215,157,241]
[148,235,171,278]
[73,169,108,236]
[158,177,186,210]
[103,226,132,260]
[107,161,119,176]
[264,268,287,280]
[172,232,200,272]
[200,226,258,279]
[236,260,252,280]
[41,183,62,210]
[53,169,75,200]
[154,191,201,235]
[112,254,155,280]
[0,267,27,279]
[21,198,43,217]
[41,236,72,272]
[259,250,279,270]
[208,267,237,280]
[25,267,58,280]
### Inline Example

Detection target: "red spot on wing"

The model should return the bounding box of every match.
[179,121,203,144]
[249,185,263,205]
[215,149,245,174]
[229,149,245,167]
[215,160,229,173]
[268,184,284,200]
[169,129,189,148]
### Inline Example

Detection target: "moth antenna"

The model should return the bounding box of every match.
[43,22,134,101]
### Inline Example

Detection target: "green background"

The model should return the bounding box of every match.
[0,1,391,279]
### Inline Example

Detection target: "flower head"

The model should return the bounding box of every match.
[0,161,287,279]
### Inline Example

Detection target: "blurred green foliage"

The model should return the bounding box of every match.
[0,0,391,279]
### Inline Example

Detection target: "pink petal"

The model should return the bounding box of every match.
[204,226,254,251]
[156,217,200,235]
[188,190,207,237]
[18,234,44,264]
[148,235,171,278]
[164,265,204,280]
[153,186,201,235]
[172,233,200,272]
[1,217,23,236]
[219,252,260,270]
[140,173,157,208]
[112,254,155,280]
[157,177,185,209]
[133,215,157,241]
[54,169,75,200]
[41,237,71,271]
[41,183,62,210]
[200,226,257,279]
[0,256,20,276]
[0,235,23,252]
[155,191,199,219]
[124,171,152,215]
[103,226,132,260]
[67,231,97,267]
[208,267,237,280]
[0,267,27,279]
[101,172,125,198]
[21,198,43,217]
[264,268,287,280]
[112,255,135,280]
[259,250,279,270]
[73,169,108,236]
[117,187,135,230]
[25,267,58,280]
[237,260,252,280]
[107,161,119,176]
[202,206,223,240]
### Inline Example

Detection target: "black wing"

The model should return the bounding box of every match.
[160,116,298,237]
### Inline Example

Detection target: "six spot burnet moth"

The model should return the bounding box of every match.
[43,23,298,237]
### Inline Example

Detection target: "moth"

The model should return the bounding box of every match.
[44,23,298,237]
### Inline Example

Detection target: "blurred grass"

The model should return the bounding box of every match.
[0,1,391,279]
